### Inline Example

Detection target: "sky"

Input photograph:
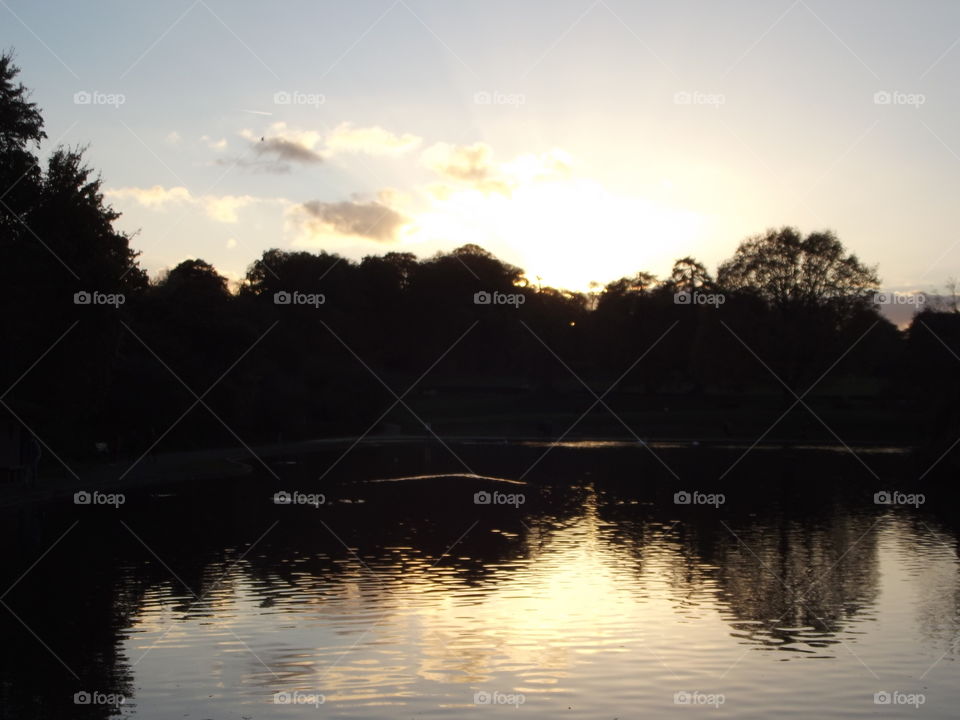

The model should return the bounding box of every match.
[4,0,960,293]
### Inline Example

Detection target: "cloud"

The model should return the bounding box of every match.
[324,123,421,156]
[234,122,324,172]
[217,157,293,175]
[201,135,228,151]
[224,122,421,172]
[422,142,496,183]
[106,185,192,209]
[106,185,263,223]
[291,195,409,243]
[255,136,323,164]
[201,195,257,223]
[420,143,574,197]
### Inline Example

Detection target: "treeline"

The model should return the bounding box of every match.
[2,52,959,465]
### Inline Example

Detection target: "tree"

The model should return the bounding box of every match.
[0,51,146,455]
[717,227,879,313]
[665,257,713,293]
[0,51,44,223]
[0,51,45,303]
[38,147,146,288]
[0,53,43,148]
[157,258,230,303]
[901,309,960,469]
[241,248,351,299]
[716,227,887,394]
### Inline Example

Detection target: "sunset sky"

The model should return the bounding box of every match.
[5,0,960,292]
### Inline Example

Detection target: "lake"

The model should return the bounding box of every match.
[0,441,956,718]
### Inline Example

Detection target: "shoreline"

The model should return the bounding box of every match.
[0,434,916,510]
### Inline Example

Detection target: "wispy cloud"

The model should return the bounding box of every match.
[421,142,572,195]
[201,135,228,151]
[324,122,421,156]
[106,185,269,223]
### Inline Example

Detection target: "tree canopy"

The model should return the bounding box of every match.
[717,227,879,310]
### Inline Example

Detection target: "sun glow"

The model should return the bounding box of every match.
[410,173,704,292]
[277,138,707,292]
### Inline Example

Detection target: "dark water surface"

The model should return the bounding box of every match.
[1,442,956,718]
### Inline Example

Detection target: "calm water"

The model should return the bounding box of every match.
[1,442,957,718]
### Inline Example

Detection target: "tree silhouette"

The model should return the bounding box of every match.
[1,53,146,456]
[665,257,713,293]
[716,227,886,393]
[157,258,230,301]
[717,227,879,311]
